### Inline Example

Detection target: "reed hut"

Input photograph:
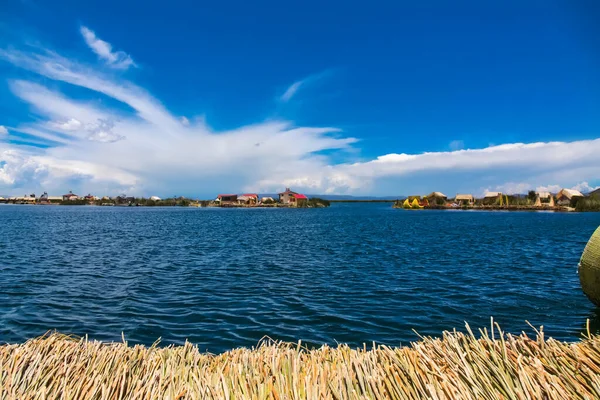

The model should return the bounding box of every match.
[454,194,474,206]
[426,192,447,205]
[556,188,584,206]
[482,192,503,205]
[237,194,258,205]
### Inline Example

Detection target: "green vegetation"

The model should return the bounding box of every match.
[3,327,600,399]
[306,197,330,207]
[576,198,600,212]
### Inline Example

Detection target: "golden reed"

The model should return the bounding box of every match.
[2,321,600,399]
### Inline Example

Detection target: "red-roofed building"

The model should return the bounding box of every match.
[62,191,79,201]
[278,188,308,206]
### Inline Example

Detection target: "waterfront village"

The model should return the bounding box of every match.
[0,188,329,208]
[0,186,599,211]
[394,188,600,212]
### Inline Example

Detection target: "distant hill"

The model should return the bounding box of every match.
[588,188,600,197]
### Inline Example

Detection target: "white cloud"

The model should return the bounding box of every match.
[535,184,562,193]
[571,182,599,194]
[279,70,332,102]
[80,26,136,70]
[0,39,599,197]
[50,118,82,131]
[280,81,303,102]
[487,182,533,195]
[536,182,599,194]
[0,126,8,135]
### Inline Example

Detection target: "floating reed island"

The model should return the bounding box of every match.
[393,189,600,212]
[2,324,600,399]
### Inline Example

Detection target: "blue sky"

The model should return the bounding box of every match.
[0,0,599,197]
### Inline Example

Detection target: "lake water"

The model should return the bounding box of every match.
[1,204,600,352]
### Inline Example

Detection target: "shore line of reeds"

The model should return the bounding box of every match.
[2,323,600,399]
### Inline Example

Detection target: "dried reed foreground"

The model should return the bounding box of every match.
[2,324,600,399]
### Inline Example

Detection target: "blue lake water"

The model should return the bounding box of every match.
[1,204,600,352]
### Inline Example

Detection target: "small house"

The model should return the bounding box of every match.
[150,196,161,201]
[39,192,49,204]
[84,194,96,203]
[454,194,474,206]
[483,192,503,205]
[556,189,584,206]
[238,194,258,205]
[291,193,308,206]
[217,194,238,204]
[62,191,79,201]
[115,195,135,205]
[426,192,447,205]
[278,188,309,206]
[260,196,275,204]
[278,188,298,204]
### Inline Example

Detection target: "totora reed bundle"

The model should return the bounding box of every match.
[2,323,600,399]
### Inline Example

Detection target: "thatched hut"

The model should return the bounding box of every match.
[556,188,584,206]
[454,194,474,206]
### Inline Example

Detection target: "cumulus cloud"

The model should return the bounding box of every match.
[0,36,599,197]
[80,26,136,70]
[536,182,599,194]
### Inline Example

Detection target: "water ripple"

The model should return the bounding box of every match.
[1,204,600,352]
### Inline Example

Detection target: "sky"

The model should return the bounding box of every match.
[0,0,599,198]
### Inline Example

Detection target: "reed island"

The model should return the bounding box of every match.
[394,188,600,212]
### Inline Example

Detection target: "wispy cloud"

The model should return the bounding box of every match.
[80,26,136,70]
[0,33,599,197]
[279,70,334,103]
[280,81,303,102]
[0,126,8,135]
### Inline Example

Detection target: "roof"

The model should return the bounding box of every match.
[484,192,502,198]
[559,188,584,198]
[427,192,447,198]
[278,188,298,195]
[536,191,551,198]
[63,193,78,197]
[455,194,474,201]
[241,193,258,198]
[217,194,237,198]
[292,194,308,199]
